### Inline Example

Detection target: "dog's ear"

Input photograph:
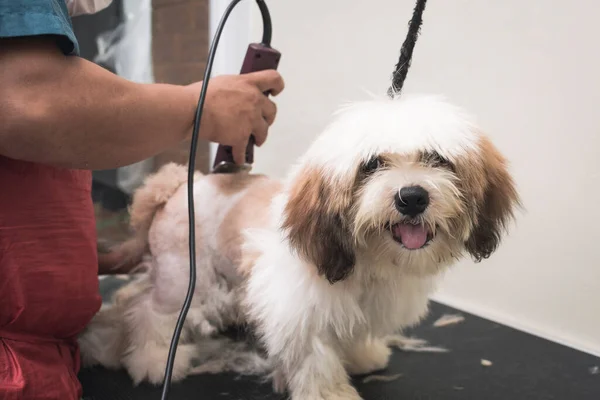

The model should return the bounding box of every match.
[465,137,521,262]
[282,167,355,283]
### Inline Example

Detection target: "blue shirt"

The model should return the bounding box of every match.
[0,0,79,55]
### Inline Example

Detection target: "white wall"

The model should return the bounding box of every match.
[214,0,600,355]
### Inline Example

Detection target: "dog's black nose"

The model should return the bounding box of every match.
[395,186,430,217]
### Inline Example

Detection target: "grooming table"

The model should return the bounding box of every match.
[80,277,600,400]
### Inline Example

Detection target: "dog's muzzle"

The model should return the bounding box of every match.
[391,186,432,250]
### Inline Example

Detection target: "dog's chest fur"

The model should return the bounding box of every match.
[350,267,435,337]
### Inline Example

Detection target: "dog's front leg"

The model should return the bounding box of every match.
[280,336,363,400]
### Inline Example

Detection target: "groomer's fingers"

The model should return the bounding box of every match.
[262,98,277,126]
[252,115,270,147]
[245,70,285,96]
[232,144,246,166]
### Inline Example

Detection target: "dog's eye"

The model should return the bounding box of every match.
[424,152,452,169]
[362,156,381,174]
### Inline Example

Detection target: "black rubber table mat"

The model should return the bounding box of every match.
[80,278,600,400]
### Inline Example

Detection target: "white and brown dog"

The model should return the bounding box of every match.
[80,95,520,399]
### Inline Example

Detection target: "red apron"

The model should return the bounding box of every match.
[0,156,101,400]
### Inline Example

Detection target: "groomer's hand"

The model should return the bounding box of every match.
[188,70,285,164]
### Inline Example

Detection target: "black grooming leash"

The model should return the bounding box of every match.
[388,0,428,97]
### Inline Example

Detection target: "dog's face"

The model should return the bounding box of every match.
[282,95,520,283]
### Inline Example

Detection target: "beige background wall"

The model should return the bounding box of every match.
[152,0,211,172]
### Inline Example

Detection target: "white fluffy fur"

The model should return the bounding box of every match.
[80,95,518,399]
[297,94,478,178]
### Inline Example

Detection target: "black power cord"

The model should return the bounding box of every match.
[256,0,273,45]
[160,0,426,397]
[160,1,273,399]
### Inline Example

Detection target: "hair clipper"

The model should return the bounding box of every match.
[211,43,281,174]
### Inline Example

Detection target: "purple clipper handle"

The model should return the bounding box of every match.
[212,43,281,173]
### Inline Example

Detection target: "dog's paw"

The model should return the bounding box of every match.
[123,342,195,385]
[324,384,363,400]
[345,338,391,376]
[292,383,363,400]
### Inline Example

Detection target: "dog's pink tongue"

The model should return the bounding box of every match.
[394,224,428,249]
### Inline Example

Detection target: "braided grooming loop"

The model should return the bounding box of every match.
[387,0,428,98]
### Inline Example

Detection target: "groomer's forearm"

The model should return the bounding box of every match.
[0,38,197,170]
